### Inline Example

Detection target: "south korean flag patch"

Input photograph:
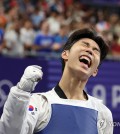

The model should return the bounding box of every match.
[28,105,37,115]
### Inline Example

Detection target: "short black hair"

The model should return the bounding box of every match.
[61,28,109,72]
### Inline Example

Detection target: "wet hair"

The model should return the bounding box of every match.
[61,28,109,72]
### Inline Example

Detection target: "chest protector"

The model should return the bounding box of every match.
[35,104,98,134]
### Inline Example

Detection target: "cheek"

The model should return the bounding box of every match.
[94,56,100,67]
[67,55,76,65]
[67,52,78,67]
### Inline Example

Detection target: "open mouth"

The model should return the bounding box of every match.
[79,55,92,68]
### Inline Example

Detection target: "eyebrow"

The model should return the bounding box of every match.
[82,41,100,52]
[82,41,90,46]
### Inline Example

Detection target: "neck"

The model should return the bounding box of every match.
[59,69,88,100]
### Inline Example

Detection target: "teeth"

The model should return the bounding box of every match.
[80,56,90,63]
[80,56,89,62]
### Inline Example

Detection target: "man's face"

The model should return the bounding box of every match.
[62,38,101,80]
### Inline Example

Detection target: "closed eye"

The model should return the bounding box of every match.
[81,41,100,55]
[81,42,89,47]
[93,48,100,54]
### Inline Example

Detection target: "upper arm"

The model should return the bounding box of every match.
[0,87,51,134]
[32,94,51,133]
[18,93,51,133]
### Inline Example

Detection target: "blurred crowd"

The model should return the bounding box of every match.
[0,0,120,59]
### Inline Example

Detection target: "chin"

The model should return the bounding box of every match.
[74,69,90,81]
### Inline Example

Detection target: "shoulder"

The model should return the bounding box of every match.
[30,92,49,106]
[28,91,52,119]
[33,89,55,100]
[88,95,112,116]
[29,90,55,107]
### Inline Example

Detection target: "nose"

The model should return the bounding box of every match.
[86,50,93,55]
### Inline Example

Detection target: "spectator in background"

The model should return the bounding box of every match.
[109,13,120,44]
[50,0,64,13]
[109,13,119,33]
[52,24,69,52]
[64,8,73,25]
[37,0,50,14]
[72,2,85,23]
[30,7,45,30]
[95,10,110,33]
[32,19,54,54]
[0,16,6,54]
[111,33,120,56]
[47,10,61,35]
[114,20,120,39]
[20,19,35,52]
[5,7,19,30]
[4,19,24,57]
[0,6,7,52]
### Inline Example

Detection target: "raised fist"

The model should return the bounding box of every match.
[23,65,43,82]
[17,65,43,92]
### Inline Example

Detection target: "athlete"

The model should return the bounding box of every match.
[0,28,113,134]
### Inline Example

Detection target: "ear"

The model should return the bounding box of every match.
[61,50,69,61]
[92,68,98,77]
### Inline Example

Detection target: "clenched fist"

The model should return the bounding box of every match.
[17,65,43,92]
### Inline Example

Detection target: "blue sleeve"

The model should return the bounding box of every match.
[52,36,55,43]
[34,35,41,45]
[0,29,4,44]
[54,36,61,44]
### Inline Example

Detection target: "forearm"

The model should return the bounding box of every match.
[0,86,31,134]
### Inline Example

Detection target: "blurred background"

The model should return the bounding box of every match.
[0,0,120,133]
